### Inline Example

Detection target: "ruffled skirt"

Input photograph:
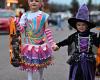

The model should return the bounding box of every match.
[69,53,96,80]
[19,43,53,72]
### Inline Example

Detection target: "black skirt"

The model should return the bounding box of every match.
[69,54,96,80]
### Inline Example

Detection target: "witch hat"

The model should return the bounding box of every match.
[68,4,96,29]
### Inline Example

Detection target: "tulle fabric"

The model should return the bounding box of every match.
[19,43,53,72]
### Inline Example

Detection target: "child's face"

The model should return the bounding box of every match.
[76,22,88,32]
[28,0,41,10]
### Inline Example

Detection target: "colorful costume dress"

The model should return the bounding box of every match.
[57,31,99,80]
[18,10,54,72]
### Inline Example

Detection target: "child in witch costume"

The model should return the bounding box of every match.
[54,4,100,80]
[14,0,56,80]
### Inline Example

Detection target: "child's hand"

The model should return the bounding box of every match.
[52,44,59,51]
[53,46,59,51]
[51,42,59,51]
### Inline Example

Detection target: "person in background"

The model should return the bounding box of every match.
[56,15,63,31]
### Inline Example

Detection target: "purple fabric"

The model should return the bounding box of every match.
[76,4,89,21]
[69,53,95,80]
[68,4,96,29]
[80,53,95,80]
[71,64,78,80]
[81,53,90,80]
[79,37,89,52]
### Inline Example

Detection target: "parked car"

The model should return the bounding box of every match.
[0,9,16,34]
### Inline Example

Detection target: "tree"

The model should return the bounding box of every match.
[98,5,100,10]
[69,0,79,17]
[0,0,6,8]
[87,0,92,11]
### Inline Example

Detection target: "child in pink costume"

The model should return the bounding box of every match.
[15,0,56,80]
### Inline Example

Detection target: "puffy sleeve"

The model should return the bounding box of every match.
[43,12,49,22]
[45,13,49,21]
[19,13,27,27]
[16,13,27,32]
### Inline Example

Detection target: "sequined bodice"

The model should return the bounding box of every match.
[79,36,89,53]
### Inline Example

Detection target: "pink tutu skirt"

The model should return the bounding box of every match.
[19,43,53,72]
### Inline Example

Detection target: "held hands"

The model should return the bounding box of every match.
[51,43,59,51]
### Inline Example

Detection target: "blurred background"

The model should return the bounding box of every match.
[1,0,100,33]
[1,0,100,80]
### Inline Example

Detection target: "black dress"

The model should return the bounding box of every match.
[57,31,99,80]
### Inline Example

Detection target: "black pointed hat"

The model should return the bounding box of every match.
[68,4,96,29]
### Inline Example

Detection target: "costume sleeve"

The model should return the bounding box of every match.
[92,33,100,47]
[56,38,68,47]
[17,13,27,32]
[45,28,55,46]
[56,34,74,47]
[43,12,49,22]
[44,12,55,46]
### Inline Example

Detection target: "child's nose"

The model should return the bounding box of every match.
[31,1,36,4]
[33,0,37,2]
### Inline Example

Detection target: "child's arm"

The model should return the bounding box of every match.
[44,13,58,50]
[14,13,27,33]
[44,21,59,51]
[44,20,56,47]
[56,34,73,48]
[56,38,68,48]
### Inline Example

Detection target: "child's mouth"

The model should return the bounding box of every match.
[32,5,37,6]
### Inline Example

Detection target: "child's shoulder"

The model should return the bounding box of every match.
[69,32,77,36]
[40,11,49,19]
[21,12,27,17]
[41,11,49,16]
[68,32,77,39]
[90,32,97,36]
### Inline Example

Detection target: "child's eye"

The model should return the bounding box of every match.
[29,0,40,2]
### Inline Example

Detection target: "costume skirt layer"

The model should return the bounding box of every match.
[69,53,96,80]
[19,43,53,72]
